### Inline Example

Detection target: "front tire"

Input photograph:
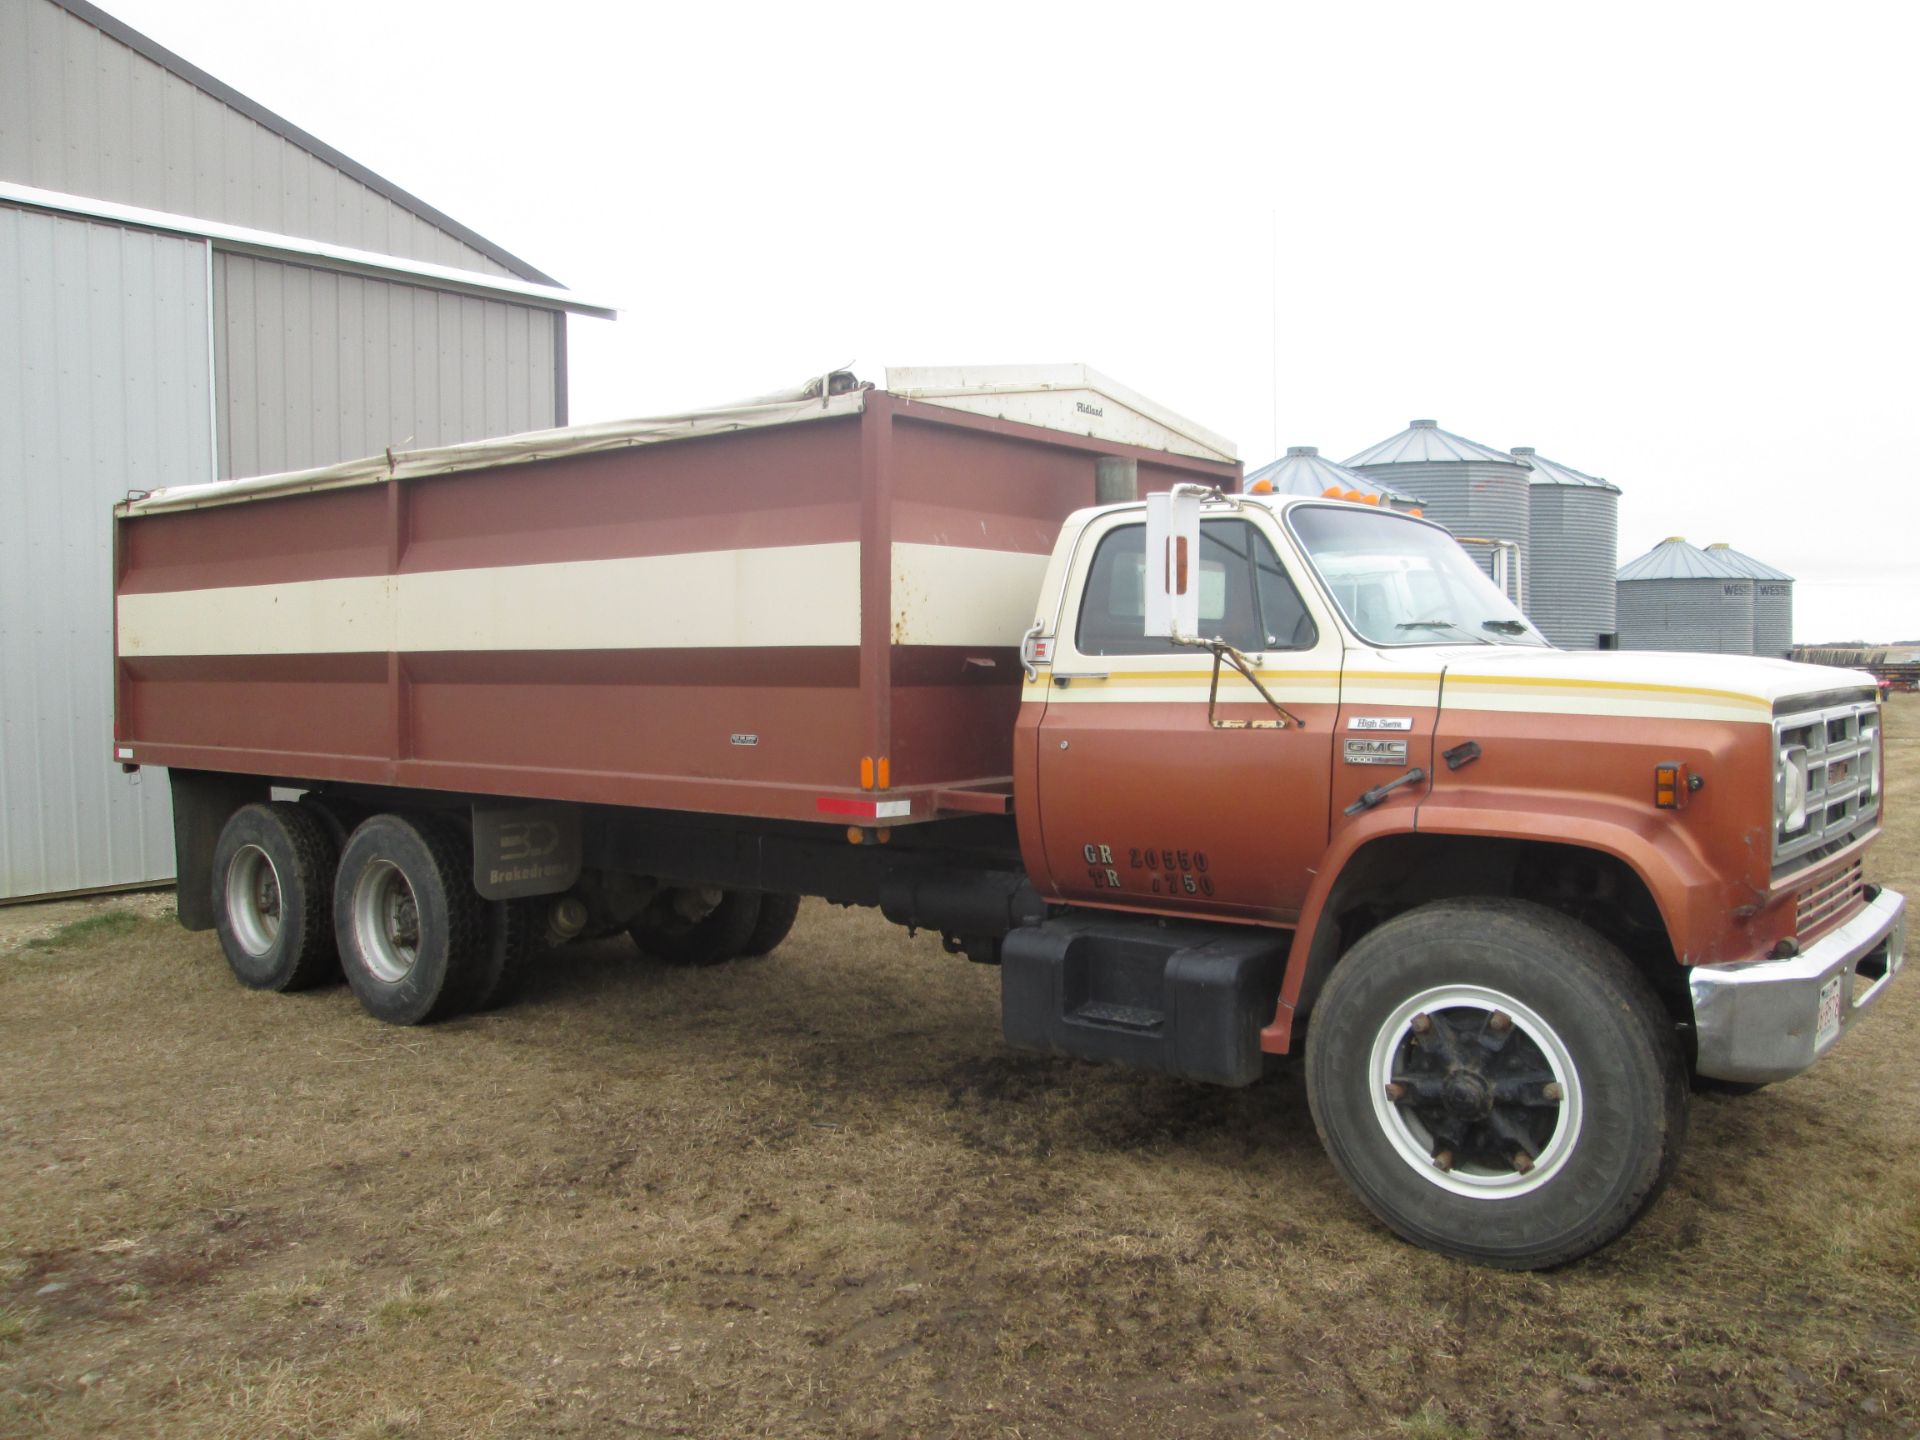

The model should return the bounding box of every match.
[1305,898,1688,1270]
[211,802,339,991]
[334,814,483,1025]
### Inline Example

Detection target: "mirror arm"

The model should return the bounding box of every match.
[1194,639,1307,730]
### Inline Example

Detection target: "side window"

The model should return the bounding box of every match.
[1075,520,1315,656]
[1251,529,1317,650]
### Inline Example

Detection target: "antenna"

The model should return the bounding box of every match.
[1269,207,1279,459]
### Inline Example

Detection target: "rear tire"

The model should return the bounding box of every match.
[1305,897,1688,1270]
[334,814,483,1025]
[211,802,338,991]
[472,898,540,1011]
[739,893,802,957]
[629,887,762,967]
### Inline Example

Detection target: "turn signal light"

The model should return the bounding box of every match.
[1655,762,1684,809]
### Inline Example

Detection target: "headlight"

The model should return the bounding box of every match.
[1777,745,1809,833]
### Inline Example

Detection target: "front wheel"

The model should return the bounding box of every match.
[1305,898,1688,1270]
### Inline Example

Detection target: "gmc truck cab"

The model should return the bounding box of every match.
[1003,488,1905,1266]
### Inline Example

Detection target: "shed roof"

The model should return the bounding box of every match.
[1245,446,1424,504]
[48,0,558,285]
[1617,537,1741,582]
[1704,543,1793,581]
[1510,447,1620,493]
[1345,418,1529,468]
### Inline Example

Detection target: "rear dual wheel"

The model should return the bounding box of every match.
[628,888,802,966]
[211,802,339,991]
[1305,898,1688,1270]
[334,814,484,1026]
[212,805,530,1024]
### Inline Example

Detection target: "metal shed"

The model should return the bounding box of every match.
[1705,543,1794,659]
[1244,446,1425,510]
[0,0,613,900]
[1346,419,1532,608]
[1616,538,1756,655]
[1514,447,1620,650]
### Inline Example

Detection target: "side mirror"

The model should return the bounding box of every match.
[1144,489,1202,640]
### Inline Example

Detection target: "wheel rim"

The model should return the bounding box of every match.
[225,844,283,956]
[1368,984,1584,1199]
[352,859,421,984]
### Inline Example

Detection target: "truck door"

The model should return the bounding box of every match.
[1035,511,1340,923]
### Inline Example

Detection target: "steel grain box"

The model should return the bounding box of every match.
[113,374,1238,826]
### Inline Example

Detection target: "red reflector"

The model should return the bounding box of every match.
[818,797,912,819]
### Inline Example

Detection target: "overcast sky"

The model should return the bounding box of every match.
[102,0,1918,643]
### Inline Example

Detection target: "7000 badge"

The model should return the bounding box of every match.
[1082,842,1215,896]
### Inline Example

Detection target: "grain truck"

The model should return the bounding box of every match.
[112,366,1906,1269]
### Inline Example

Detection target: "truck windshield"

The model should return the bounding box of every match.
[1287,505,1548,649]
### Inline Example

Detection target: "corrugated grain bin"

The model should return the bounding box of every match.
[1616,537,1755,654]
[111,368,1241,825]
[1346,420,1531,608]
[1243,446,1425,510]
[1514,447,1620,650]
[1705,543,1794,658]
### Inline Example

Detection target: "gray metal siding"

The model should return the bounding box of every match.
[0,206,208,898]
[214,253,556,478]
[0,0,514,276]
[1617,578,1756,654]
[1528,485,1618,648]
[1754,582,1793,659]
[1351,459,1532,608]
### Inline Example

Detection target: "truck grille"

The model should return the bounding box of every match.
[1796,858,1864,939]
[1773,698,1880,879]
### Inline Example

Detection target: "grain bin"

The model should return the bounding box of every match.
[1704,543,1794,658]
[1616,537,1755,654]
[1244,446,1425,510]
[1513,447,1620,650]
[1346,419,1531,608]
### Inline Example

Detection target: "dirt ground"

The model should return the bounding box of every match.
[3,700,1917,1440]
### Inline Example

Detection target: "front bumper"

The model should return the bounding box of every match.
[1689,887,1906,1084]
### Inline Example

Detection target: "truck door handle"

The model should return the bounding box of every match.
[1343,767,1427,816]
[1051,672,1109,687]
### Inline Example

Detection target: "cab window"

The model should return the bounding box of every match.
[1075,519,1317,656]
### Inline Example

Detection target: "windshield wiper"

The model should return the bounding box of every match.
[1396,619,1490,644]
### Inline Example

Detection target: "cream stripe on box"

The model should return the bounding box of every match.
[890,544,1052,648]
[117,544,864,657]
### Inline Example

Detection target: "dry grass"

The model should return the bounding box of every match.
[2,698,1917,1438]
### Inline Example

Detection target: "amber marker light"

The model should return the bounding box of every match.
[860,756,875,790]
[1654,762,1684,809]
[877,757,891,789]
[1249,479,1275,494]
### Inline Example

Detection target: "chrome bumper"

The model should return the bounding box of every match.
[1690,887,1906,1084]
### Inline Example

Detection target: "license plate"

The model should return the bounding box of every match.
[1815,974,1844,1049]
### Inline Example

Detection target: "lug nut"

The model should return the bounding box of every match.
[1384,1082,1408,1103]
[1542,1082,1563,1103]
[1410,1013,1432,1035]
[1433,1149,1454,1172]
[1487,1010,1512,1034]
[1512,1150,1536,1174]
